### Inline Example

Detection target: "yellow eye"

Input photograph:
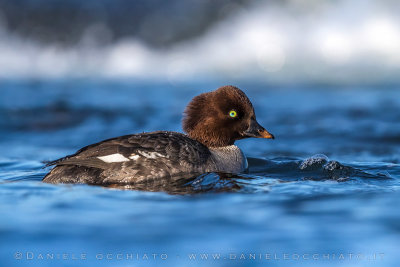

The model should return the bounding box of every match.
[229,110,237,118]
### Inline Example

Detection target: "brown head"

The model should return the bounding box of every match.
[182,85,274,147]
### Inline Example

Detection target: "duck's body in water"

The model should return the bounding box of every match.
[43,86,274,185]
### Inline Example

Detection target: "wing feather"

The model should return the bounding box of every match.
[46,131,211,172]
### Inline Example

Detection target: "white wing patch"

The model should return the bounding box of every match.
[98,153,130,163]
[98,152,166,163]
[129,155,140,160]
[128,152,165,160]
[137,151,165,159]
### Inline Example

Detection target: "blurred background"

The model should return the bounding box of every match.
[0,0,400,84]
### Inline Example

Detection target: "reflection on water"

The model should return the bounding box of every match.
[103,173,241,194]
[97,155,395,194]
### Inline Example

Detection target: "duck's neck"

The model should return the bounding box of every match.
[207,145,248,173]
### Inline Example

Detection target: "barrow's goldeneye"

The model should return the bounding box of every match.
[43,85,274,185]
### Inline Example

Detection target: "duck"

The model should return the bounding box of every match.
[43,85,274,185]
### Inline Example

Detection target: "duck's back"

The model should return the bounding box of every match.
[43,131,212,184]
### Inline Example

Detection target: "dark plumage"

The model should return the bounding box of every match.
[183,85,255,147]
[43,85,274,185]
[43,132,210,184]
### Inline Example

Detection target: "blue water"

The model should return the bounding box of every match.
[1,80,399,267]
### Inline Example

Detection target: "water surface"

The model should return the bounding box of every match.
[1,81,399,266]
